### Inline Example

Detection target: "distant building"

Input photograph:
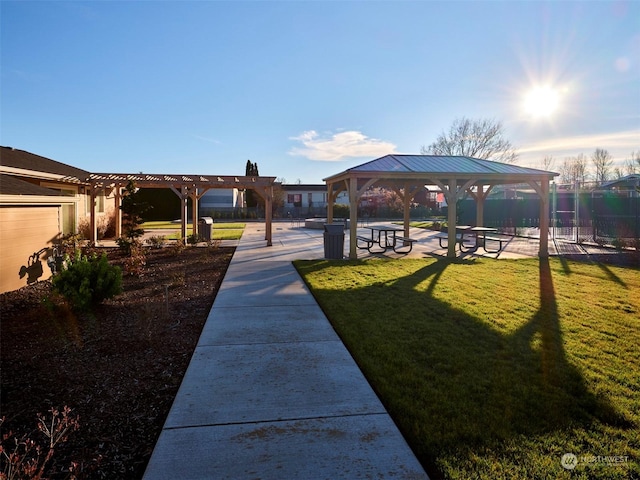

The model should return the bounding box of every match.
[599,174,640,197]
[199,188,245,211]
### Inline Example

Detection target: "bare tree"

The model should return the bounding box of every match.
[421,117,518,163]
[559,154,589,186]
[613,166,625,180]
[540,155,555,171]
[624,151,640,175]
[591,148,613,184]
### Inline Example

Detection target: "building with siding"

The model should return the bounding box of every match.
[0,147,108,293]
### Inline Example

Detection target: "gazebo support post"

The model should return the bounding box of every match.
[348,178,358,259]
[403,191,411,237]
[327,183,334,223]
[475,185,485,227]
[527,178,551,258]
[435,178,475,258]
[538,179,550,258]
[393,182,421,240]
[446,178,458,258]
[467,184,494,227]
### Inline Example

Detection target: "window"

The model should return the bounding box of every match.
[287,194,302,206]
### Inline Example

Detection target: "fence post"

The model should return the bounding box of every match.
[574,181,580,243]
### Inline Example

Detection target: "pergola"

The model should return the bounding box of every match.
[88,172,277,245]
[323,155,559,259]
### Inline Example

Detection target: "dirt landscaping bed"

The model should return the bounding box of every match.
[1,246,234,479]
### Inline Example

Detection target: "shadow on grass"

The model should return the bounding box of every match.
[297,257,633,479]
[594,262,628,287]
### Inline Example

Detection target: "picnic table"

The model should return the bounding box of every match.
[436,226,507,254]
[356,226,417,254]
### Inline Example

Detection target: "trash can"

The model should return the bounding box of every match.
[198,217,214,241]
[323,223,345,259]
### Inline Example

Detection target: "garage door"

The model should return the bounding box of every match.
[0,205,60,294]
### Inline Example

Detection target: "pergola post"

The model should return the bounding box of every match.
[265,185,273,246]
[180,189,188,240]
[90,187,98,244]
[252,185,273,246]
[190,188,198,239]
[114,184,122,239]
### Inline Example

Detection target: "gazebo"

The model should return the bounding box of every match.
[323,155,559,259]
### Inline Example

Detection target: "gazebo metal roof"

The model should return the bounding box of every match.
[325,154,556,183]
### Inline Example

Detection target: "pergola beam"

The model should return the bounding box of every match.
[89,173,277,245]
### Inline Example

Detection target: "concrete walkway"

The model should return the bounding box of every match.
[142,220,611,479]
[143,223,430,479]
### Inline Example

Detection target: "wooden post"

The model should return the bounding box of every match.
[349,177,358,259]
[90,186,98,244]
[539,179,550,258]
[447,178,457,258]
[181,188,188,241]
[403,183,411,238]
[190,188,198,239]
[476,184,484,227]
[114,184,122,239]
[266,186,273,246]
[327,183,334,223]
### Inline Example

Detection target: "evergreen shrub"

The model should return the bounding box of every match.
[52,252,122,311]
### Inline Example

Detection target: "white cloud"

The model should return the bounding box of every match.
[517,128,640,167]
[192,134,221,145]
[288,130,397,161]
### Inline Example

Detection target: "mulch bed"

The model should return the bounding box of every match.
[1,245,234,479]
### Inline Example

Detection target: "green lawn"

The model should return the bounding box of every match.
[294,257,640,479]
[142,221,245,240]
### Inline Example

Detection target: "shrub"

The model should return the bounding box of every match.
[0,406,80,480]
[122,243,147,277]
[115,236,140,255]
[120,180,150,244]
[332,203,349,218]
[169,238,186,256]
[186,234,199,246]
[77,210,116,240]
[52,251,122,311]
[146,235,166,249]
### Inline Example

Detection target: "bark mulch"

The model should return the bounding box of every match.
[1,245,234,479]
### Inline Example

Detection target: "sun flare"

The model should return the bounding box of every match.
[523,86,560,118]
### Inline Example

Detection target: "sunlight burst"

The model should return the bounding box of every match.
[523,86,560,118]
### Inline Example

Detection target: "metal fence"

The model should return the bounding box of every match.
[457,192,639,248]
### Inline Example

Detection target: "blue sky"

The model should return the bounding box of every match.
[2,1,638,183]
